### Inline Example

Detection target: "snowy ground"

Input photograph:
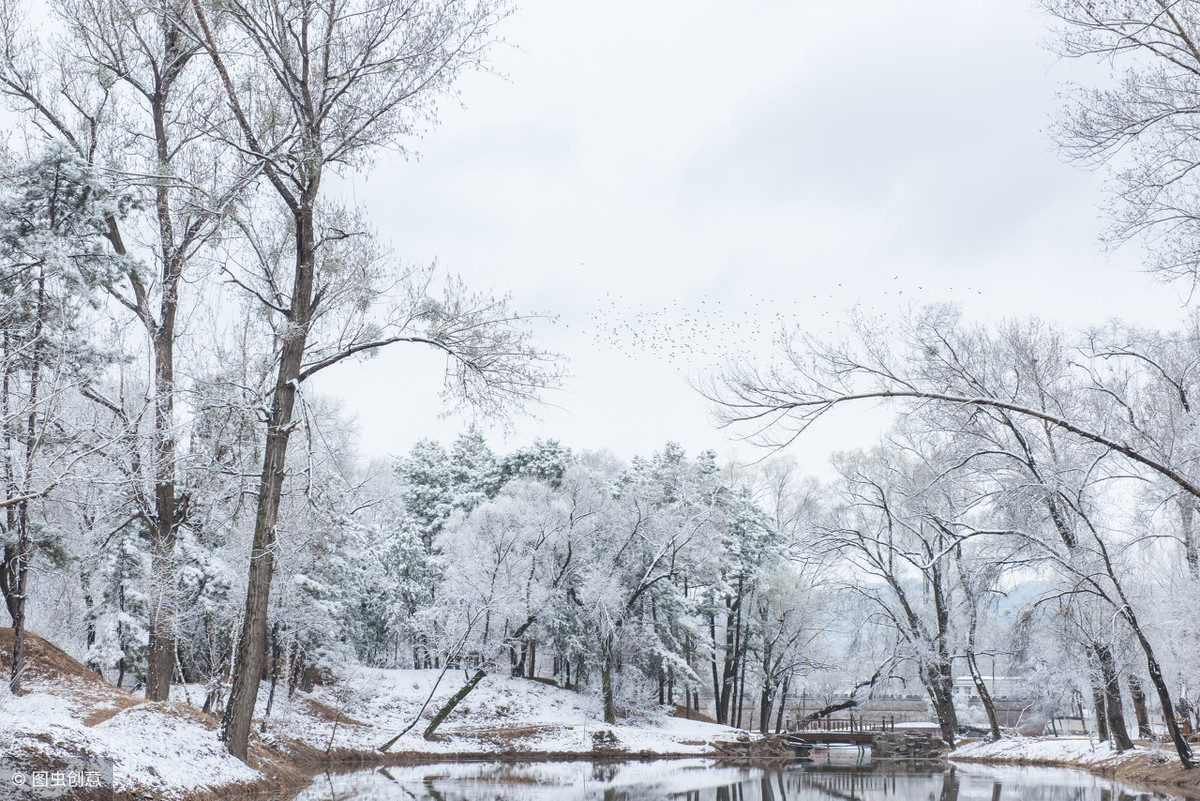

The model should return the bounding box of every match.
[212,667,746,757]
[951,735,1182,770]
[0,678,259,799]
[1,664,745,799]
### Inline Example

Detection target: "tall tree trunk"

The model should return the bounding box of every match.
[966,650,1001,741]
[735,634,747,729]
[8,514,28,695]
[1102,566,1196,766]
[758,639,774,735]
[1087,503,1193,765]
[602,647,616,725]
[718,594,741,725]
[7,269,45,696]
[759,674,773,735]
[0,331,17,628]
[220,190,319,760]
[143,135,183,702]
[709,612,723,724]
[1128,674,1153,739]
[775,674,789,734]
[1095,643,1133,751]
[1091,680,1110,742]
[112,13,200,704]
[926,659,959,744]
[1132,628,1194,766]
[143,316,179,701]
[262,622,281,726]
[929,559,957,743]
[1180,502,1200,579]
[959,555,1000,741]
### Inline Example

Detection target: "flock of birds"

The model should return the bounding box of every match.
[578,280,987,370]
[583,293,798,368]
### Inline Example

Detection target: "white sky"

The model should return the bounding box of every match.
[310,0,1192,469]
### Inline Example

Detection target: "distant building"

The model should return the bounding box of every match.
[952,675,1025,703]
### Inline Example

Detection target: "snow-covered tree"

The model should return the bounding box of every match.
[822,443,966,742]
[0,0,254,701]
[86,525,150,689]
[0,143,133,693]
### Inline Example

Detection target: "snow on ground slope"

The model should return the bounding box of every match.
[0,629,261,799]
[0,679,259,800]
[1,629,745,799]
[951,735,1182,770]
[243,667,745,756]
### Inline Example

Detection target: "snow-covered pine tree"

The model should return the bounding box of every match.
[86,525,150,690]
[0,143,134,693]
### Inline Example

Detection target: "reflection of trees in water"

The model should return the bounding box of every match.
[592,764,619,782]
[791,767,908,800]
[697,766,1154,801]
[423,775,445,801]
[939,768,959,801]
[318,764,1173,800]
[794,770,957,801]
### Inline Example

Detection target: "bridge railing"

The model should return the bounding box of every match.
[791,715,895,733]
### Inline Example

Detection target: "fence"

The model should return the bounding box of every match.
[792,715,896,733]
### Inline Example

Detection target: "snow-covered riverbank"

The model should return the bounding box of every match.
[953,735,1164,768]
[0,631,747,799]
[238,666,743,758]
[950,736,1200,797]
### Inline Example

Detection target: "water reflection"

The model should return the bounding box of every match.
[289,759,1196,801]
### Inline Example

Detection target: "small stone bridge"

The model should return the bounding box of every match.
[784,718,944,758]
[788,716,895,745]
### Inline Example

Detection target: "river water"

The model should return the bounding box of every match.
[287,755,1199,800]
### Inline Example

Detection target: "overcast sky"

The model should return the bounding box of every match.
[312,0,1192,470]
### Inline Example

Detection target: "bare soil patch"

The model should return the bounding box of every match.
[670,704,718,724]
[451,724,561,748]
[301,697,367,727]
[0,628,109,688]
